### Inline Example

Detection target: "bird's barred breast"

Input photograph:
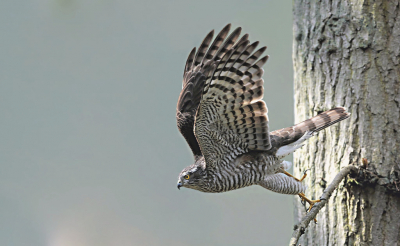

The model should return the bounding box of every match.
[204,152,280,193]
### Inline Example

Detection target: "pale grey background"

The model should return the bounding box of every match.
[1,0,295,245]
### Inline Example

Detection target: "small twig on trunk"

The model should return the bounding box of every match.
[289,165,359,246]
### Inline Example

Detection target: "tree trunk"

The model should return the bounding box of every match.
[292,1,400,245]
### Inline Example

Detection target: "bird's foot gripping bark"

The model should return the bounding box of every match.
[298,192,322,223]
[280,169,320,222]
[298,193,321,211]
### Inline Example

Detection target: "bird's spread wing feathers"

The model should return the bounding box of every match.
[194,26,271,168]
[177,24,350,169]
[176,25,235,159]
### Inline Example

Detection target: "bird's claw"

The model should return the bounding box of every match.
[298,193,321,223]
[299,169,310,182]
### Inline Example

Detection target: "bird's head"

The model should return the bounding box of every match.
[177,157,207,191]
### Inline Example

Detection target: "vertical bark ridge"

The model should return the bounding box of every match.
[293,0,400,245]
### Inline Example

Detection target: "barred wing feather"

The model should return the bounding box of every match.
[177,24,246,160]
[194,30,271,169]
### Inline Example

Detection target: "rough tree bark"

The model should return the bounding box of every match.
[292,1,400,245]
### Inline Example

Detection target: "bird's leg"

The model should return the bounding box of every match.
[281,169,309,182]
[299,169,310,182]
[298,193,320,211]
[281,169,319,222]
[280,169,300,181]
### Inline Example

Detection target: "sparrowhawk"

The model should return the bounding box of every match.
[176,24,349,209]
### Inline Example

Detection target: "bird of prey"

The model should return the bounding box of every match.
[176,24,349,209]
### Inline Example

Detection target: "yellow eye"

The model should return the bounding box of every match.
[184,175,190,180]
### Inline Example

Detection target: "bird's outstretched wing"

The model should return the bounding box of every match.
[194,26,271,169]
[176,24,248,160]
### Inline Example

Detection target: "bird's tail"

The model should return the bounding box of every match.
[270,107,350,158]
[295,107,350,135]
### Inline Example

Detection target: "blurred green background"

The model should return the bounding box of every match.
[1,0,294,245]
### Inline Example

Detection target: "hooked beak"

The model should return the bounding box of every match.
[177,182,182,190]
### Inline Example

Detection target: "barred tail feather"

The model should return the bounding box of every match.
[296,107,350,134]
[273,107,350,158]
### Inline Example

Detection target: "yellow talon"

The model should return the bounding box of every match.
[299,171,308,182]
[298,193,321,208]
[281,169,319,222]
[298,192,321,223]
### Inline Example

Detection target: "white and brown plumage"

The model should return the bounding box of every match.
[176,24,349,205]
